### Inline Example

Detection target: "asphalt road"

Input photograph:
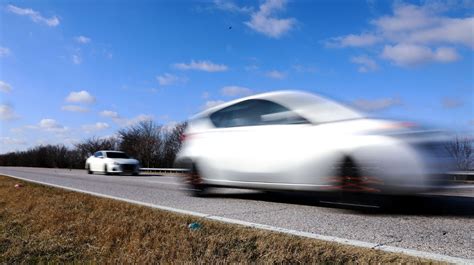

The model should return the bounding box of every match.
[1,166,473,261]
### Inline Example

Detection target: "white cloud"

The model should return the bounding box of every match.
[326,2,473,67]
[66,90,95,104]
[0,80,12,93]
[352,97,402,111]
[221,86,253,97]
[100,110,119,118]
[203,100,225,109]
[326,33,381,48]
[214,0,253,13]
[244,0,296,38]
[72,54,82,64]
[38,118,68,132]
[350,55,379,73]
[371,3,438,33]
[156,73,186,86]
[0,47,11,57]
[7,5,60,27]
[265,70,286,79]
[173,60,228,72]
[82,122,110,133]
[61,105,89,113]
[0,104,19,121]
[124,114,154,126]
[291,64,318,73]
[0,137,26,146]
[74,36,91,44]
[381,44,459,66]
[99,110,153,126]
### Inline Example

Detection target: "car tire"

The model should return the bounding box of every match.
[186,163,208,197]
[104,165,110,175]
[86,164,93,174]
[333,157,384,206]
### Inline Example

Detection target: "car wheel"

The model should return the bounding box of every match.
[86,164,93,174]
[186,163,208,197]
[104,164,110,175]
[333,157,383,204]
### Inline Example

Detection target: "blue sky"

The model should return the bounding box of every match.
[0,0,473,153]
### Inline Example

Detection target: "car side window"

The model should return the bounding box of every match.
[94,151,103,158]
[210,99,309,128]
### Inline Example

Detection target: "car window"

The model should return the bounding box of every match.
[94,151,103,157]
[210,99,309,128]
[106,152,129,159]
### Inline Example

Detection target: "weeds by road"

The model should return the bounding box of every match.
[0,175,437,263]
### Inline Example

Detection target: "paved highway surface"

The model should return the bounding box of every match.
[1,167,473,261]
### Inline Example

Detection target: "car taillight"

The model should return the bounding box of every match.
[180,133,187,142]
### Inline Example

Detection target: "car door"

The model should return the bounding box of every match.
[206,99,312,185]
[91,151,103,171]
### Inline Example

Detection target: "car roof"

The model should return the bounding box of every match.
[191,90,363,123]
[192,90,312,119]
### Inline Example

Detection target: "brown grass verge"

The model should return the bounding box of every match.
[0,175,439,264]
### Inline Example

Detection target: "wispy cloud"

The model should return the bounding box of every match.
[325,33,381,48]
[7,5,60,27]
[203,100,225,110]
[156,73,186,86]
[38,118,68,132]
[74,36,91,44]
[61,105,89,113]
[221,86,253,97]
[66,90,95,104]
[352,97,402,111]
[0,104,19,121]
[0,80,12,93]
[82,122,110,133]
[350,55,379,72]
[214,0,253,13]
[326,2,473,67]
[173,60,228,72]
[0,137,26,146]
[381,44,459,66]
[265,70,286,79]
[72,54,82,64]
[244,0,296,38]
[100,110,153,126]
[0,47,11,57]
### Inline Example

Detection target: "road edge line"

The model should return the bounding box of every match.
[3,173,472,264]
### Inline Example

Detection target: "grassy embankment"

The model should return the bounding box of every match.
[0,175,437,263]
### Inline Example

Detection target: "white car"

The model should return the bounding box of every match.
[85,150,140,175]
[175,90,454,197]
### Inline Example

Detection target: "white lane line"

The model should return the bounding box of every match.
[2,173,472,264]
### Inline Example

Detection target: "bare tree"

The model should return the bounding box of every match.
[445,136,473,171]
[161,122,187,167]
[74,136,120,161]
[118,120,162,168]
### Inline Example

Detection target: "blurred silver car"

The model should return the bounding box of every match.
[175,90,454,196]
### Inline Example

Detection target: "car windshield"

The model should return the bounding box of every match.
[106,152,129,159]
[275,92,364,123]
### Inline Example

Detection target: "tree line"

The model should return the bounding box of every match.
[0,120,187,169]
[0,121,472,171]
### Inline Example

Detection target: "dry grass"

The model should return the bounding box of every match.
[0,175,438,264]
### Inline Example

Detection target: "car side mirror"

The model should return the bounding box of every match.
[99,156,104,159]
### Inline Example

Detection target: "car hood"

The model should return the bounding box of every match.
[107,158,139,164]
